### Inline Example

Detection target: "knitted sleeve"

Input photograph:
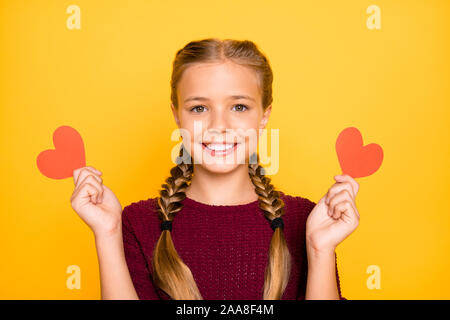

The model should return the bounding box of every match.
[296,197,347,300]
[122,204,160,300]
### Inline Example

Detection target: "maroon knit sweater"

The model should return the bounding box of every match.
[121,191,345,300]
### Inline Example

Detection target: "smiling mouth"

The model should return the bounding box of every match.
[201,142,240,156]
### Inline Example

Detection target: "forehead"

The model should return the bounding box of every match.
[177,60,261,102]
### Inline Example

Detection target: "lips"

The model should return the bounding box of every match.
[201,142,240,156]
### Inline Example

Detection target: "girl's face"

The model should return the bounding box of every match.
[172,60,271,174]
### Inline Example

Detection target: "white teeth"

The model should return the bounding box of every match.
[205,143,235,151]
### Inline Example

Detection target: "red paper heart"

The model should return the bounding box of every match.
[37,126,86,179]
[336,127,383,178]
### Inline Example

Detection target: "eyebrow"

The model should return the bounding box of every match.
[184,95,256,103]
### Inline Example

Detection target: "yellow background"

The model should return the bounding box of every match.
[1,0,449,299]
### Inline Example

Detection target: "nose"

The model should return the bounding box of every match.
[207,107,232,136]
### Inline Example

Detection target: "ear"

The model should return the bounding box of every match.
[259,105,272,130]
[171,103,180,127]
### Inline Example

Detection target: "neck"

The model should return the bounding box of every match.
[185,164,258,205]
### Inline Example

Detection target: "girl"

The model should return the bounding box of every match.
[70,38,360,300]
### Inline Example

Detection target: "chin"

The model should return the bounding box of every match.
[196,162,246,174]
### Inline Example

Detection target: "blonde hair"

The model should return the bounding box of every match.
[152,38,291,300]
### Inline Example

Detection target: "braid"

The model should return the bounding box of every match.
[152,146,291,300]
[248,163,284,219]
[152,144,203,299]
[248,153,292,299]
[156,147,193,221]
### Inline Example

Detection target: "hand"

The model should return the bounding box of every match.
[305,174,360,253]
[70,166,123,238]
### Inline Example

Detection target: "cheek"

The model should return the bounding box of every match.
[234,116,260,128]
[245,135,258,158]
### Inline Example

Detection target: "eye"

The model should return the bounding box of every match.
[232,104,248,112]
[190,105,207,113]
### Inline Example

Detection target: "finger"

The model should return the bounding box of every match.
[74,167,102,187]
[86,166,102,175]
[75,174,103,201]
[72,182,102,205]
[334,200,359,223]
[73,166,102,186]
[334,174,359,196]
[325,181,354,205]
[333,201,355,223]
[332,202,343,219]
[73,167,83,184]
[352,200,360,219]
[327,189,353,217]
[76,176,104,203]
[74,168,103,189]
[342,201,359,225]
